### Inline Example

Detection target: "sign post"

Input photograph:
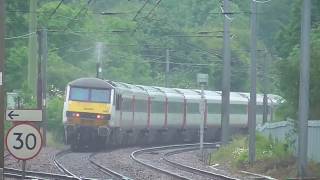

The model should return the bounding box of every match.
[0,0,5,179]
[197,73,208,160]
[6,110,42,122]
[6,123,43,178]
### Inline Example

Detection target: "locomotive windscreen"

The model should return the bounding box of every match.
[70,87,111,103]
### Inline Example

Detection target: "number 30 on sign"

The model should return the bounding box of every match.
[6,123,42,160]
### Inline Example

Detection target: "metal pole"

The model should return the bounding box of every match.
[262,52,268,124]
[298,0,310,177]
[27,0,38,96]
[22,160,26,179]
[221,0,231,145]
[200,84,205,156]
[165,49,169,87]
[40,29,47,147]
[96,42,103,79]
[0,0,5,178]
[249,0,257,164]
[37,30,42,110]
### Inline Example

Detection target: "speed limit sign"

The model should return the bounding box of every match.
[6,123,42,160]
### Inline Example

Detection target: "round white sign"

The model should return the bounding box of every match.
[6,123,42,160]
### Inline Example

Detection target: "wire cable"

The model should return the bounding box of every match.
[144,0,162,19]
[4,32,35,40]
[132,0,150,21]
[253,0,272,4]
[220,5,233,21]
[63,0,93,31]
[47,0,64,20]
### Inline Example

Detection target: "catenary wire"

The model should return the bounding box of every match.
[47,0,64,20]
[4,32,35,40]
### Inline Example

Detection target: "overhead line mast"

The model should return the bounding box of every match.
[221,0,231,145]
[298,0,311,178]
[0,0,5,178]
[249,0,257,164]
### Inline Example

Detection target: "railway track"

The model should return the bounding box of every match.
[89,153,134,180]
[163,146,277,180]
[55,149,134,180]
[131,143,238,180]
[3,150,78,180]
[4,167,78,180]
[131,143,276,180]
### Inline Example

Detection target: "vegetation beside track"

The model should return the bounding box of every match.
[209,134,320,179]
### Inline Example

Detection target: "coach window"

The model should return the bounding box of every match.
[116,94,122,110]
[152,101,164,113]
[187,103,199,114]
[207,103,221,114]
[168,102,183,113]
[135,99,148,112]
[122,97,132,112]
[256,105,264,114]
[230,104,247,114]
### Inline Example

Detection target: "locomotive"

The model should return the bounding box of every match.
[63,77,282,150]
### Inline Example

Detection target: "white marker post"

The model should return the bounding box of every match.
[6,123,43,179]
[197,74,208,160]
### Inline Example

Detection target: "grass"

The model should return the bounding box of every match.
[46,132,64,148]
[209,134,320,179]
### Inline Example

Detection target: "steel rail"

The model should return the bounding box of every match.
[4,172,47,180]
[54,150,98,180]
[130,143,219,180]
[4,167,77,179]
[89,153,134,180]
[54,150,82,179]
[163,146,240,180]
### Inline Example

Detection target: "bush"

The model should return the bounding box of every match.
[47,96,64,142]
[210,133,291,168]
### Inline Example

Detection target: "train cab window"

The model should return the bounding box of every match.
[70,87,111,103]
[91,89,111,103]
[70,87,89,101]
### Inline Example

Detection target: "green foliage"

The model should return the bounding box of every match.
[276,26,320,119]
[47,96,64,142]
[9,0,316,139]
[210,136,248,167]
[210,134,291,168]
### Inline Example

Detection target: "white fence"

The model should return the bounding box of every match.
[257,120,320,163]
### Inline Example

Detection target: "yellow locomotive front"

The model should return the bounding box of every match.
[63,78,114,150]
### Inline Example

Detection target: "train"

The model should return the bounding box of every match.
[62,77,283,150]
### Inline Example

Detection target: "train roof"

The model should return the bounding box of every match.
[68,78,114,89]
[67,78,284,105]
[109,80,283,105]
